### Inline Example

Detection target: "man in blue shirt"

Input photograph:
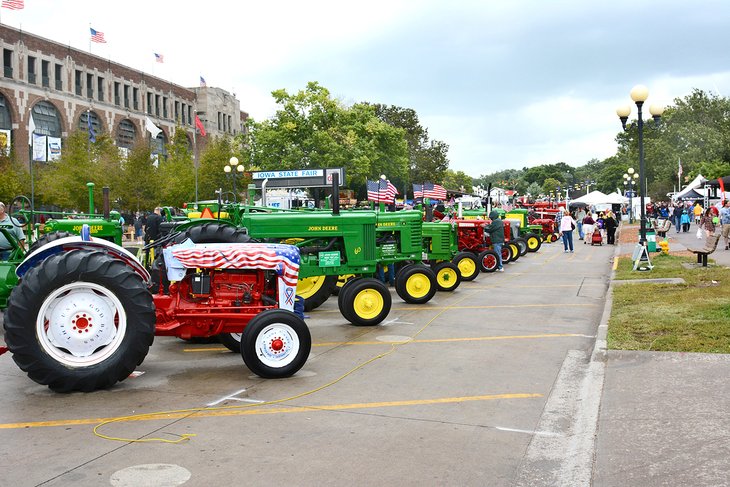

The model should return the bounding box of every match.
[720,200,730,250]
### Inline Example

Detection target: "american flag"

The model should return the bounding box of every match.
[154,53,164,63]
[200,76,207,87]
[172,243,301,287]
[1,0,24,10]
[90,27,107,43]
[413,182,447,200]
[367,179,398,202]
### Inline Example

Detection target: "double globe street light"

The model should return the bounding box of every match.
[616,85,665,247]
[224,156,244,200]
[623,168,639,224]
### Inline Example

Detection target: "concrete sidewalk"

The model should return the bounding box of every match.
[593,221,730,486]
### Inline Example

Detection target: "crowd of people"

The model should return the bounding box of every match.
[555,206,620,252]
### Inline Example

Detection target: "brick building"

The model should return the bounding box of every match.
[0,23,247,165]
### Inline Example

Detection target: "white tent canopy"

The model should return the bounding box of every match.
[571,190,611,205]
[673,174,707,200]
[604,192,629,204]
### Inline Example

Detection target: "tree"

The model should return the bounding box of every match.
[197,136,236,201]
[526,182,542,198]
[542,177,561,195]
[116,142,160,212]
[157,127,196,207]
[442,169,473,193]
[371,104,450,192]
[248,82,408,197]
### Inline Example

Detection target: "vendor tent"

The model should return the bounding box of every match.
[571,190,611,205]
[604,192,629,204]
[673,174,707,200]
[675,188,704,200]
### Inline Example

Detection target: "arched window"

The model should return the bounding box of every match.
[116,119,136,149]
[0,93,11,130]
[152,131,167,158]
[31,100,62,137]
[79,111,102,138]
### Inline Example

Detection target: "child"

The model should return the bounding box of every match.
[680,209,691,232]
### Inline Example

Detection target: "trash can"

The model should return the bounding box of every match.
[645,228,657,252]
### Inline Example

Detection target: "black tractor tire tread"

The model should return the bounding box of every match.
[27,231,74,254]
[300,275,338,311]
[4,251,155,392]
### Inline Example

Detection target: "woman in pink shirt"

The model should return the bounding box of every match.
[558,208,577,252]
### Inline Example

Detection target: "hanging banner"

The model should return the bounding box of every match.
[32,133,47,161]
[47,137,62,161]
[0,129,10,155]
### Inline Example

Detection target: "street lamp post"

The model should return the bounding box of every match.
[623,168,639,223]
[616,85,664,246]
[224,156,244,201]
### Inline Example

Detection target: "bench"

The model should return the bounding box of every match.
[652,218,672,237]
[687,234,720,267]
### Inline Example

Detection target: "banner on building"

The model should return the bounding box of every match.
[0,129,10,155]
[32,133,46,161]
[47,136,62,161]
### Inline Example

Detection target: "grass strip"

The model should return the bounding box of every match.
[609,253,730,353]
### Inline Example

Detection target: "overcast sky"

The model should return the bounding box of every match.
[4,0,730,177]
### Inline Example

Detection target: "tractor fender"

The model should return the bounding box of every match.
[16,236,150,281]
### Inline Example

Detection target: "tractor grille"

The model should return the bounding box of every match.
[364,224,376,260]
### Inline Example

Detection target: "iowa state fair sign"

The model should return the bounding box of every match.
[250,167,345,188]
[252,169,323,179]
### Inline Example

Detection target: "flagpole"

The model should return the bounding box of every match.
[28,132,33,211]
[193,122,199,205]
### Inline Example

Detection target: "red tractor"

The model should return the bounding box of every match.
[3,231,311,392]
[453,219,523,273]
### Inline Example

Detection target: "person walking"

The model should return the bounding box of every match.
[133,213,144,243]
[575,207,586,240]
[484,210,505,272]
[699,208,716,239]
[680,208,691,233]
[720,200,730,249]
[582,212,596,244]
[604,210,618,245]
[693,202,703,225]
[672,204,683,233]
[558,208,576,253]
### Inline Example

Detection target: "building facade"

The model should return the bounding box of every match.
[0,23,247,164]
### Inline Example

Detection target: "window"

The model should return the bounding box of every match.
[181,103,186,123]
[151,131,167,160]
[187,106,191,125]
[114,82,120,106]
[162,96,168,118]
[116,119,136,149]
[146,92,152,114]
[86,73,94,98]
[0,93,11,129]
[74,70,82,95]
[27,56,36,84]
[79,111,102,138]
[217,112,221,131]
[54,64,63,90]
[41,60,49,88]
[133,87,139,110]
[174,101,179,122]
[31,100,62,137]
[3,49,12,78]
[123,85,130,108]
[228,115,232,133]
[155,94,160,116]
[97,77,104,102]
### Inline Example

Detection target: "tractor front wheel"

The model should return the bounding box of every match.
[501,245,513,264]
[395,264,437,304]
[432,261,461,292]
[478,250,500,272]
[339,277,391,326]
[525,234,542,252]
[241,309,311,378]
[453,252,479,281]
[514,238,528,257]
[508,243,521,262]
[3,251,155,392]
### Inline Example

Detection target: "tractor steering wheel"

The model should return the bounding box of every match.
[8,195,32,227]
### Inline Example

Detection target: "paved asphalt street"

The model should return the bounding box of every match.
[0,229,727,486]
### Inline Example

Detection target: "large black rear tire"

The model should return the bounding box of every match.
[4,251,155,392]
[241,309,311,378]
[297,275,338,311]
[27,231,73,254]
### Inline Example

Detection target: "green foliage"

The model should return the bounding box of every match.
[116,142,160,212]
[197,136,239,201]
[157,127,196,206]
[542,177,561,195]
[526,182,542,197]
[442,169,473,193]
[0,154,28,200]
[248,82,408,197]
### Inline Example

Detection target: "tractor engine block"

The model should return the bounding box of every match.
[153,269,279,339]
